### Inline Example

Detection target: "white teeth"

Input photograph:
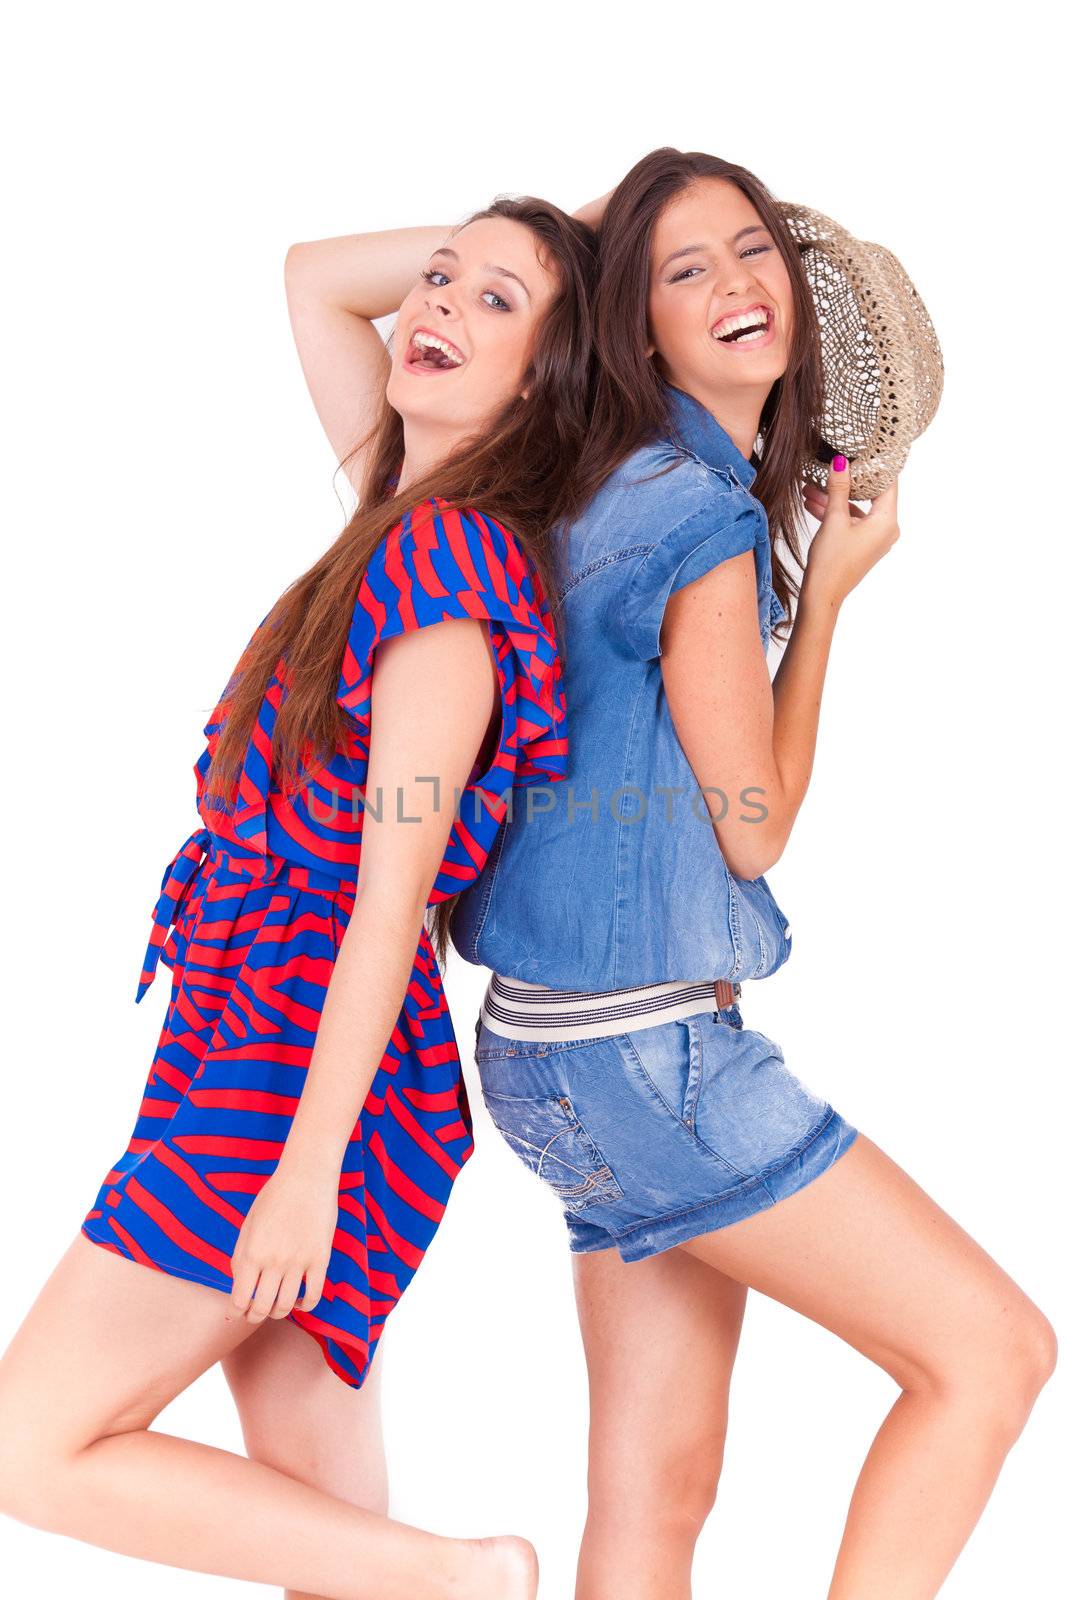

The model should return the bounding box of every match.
[712,308,771,341]
[412,330,464,365]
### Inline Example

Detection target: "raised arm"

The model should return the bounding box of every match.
[284,225,452,495]
[660,459,901,880]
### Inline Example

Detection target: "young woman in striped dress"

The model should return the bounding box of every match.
[0,198,594,1600]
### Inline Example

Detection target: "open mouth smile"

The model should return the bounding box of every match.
[402,326,467,374]
[710,304,775,349]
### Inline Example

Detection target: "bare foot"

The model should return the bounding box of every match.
[467,1534,538,1598]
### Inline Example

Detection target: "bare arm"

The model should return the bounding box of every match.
[284,225,452,495]
[279,616,496,1172]
[227,616,498,1318]
[572,189,614,229]
[660,460,901,880]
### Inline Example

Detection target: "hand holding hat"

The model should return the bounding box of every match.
[801,453,901,609]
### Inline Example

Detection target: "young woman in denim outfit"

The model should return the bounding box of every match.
[453,151,1057,1598]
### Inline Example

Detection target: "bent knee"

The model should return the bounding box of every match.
[910,1298,1058,1435]
[0,1372,156,1528]
[971,1301,1056,1416]
[0,1401,68,1526]
[1010,1305,1059,1402]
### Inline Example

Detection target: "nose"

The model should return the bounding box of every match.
[424,286,456,319]
[713,259,763,303]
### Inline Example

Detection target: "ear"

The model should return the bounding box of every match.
[645,341,655,359]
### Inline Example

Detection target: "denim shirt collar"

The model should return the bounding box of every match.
[665,384,758,490]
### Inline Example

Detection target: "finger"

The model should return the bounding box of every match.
[229,1256,260,1317]
[869,474,900,517]
[295,1263,328,1314]
[245,1269,282,1322]
[270,1267,307,1320]
[826,452,851,505]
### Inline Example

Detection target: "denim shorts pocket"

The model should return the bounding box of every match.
[622,1018,702,1129]
[480,1090,623,1212]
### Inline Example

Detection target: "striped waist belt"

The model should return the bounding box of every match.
[137,825,359,1005]
[478,971,742,1043]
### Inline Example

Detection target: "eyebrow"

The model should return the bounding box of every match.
[429,246,531,301]
[659,224,771,272]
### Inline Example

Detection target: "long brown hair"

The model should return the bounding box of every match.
[203,196,597,960]
[575,148,824,636]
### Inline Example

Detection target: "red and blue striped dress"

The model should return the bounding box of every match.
[81,498,567,1387]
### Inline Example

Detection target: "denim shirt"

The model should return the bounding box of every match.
[450,385,793,990]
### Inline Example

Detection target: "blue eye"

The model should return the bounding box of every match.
[482,290,511,311]
[421,268,450,286]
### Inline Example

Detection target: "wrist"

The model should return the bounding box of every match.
[797,577,844,624]
[278,1127,347,1187]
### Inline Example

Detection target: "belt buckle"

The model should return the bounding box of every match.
[714,978,737,1012]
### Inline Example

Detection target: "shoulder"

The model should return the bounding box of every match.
[375,497,536,593]
[381,497,523,555]
[566,441,766,574]
[339,498,559,717]
[358,497,551,643]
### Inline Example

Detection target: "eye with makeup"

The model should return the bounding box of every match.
[667,245,774,285]
[420,266,512,313]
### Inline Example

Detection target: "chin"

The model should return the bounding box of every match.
[385,371,441,426]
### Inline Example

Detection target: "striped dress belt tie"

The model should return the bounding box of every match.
[136,826,359,1004]
[137,827,214,1003]
[478,970,742,1043]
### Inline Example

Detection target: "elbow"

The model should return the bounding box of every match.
[284,241,308,287]
[717,824,788,883]
[284,240,319,299]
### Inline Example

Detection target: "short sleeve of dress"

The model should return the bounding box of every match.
[336,497,568,793]
[619,493,764,661]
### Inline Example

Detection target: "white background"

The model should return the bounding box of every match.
[2,3,1063,1595]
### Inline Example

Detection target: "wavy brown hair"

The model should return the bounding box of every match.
[202,196,597,961]
[575,147,825,638]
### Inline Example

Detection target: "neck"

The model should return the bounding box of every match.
[679,381,768,462]
[395,419,463,496]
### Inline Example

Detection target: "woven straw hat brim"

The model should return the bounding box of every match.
[779,202,944,499]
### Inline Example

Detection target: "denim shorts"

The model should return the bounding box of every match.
[473,1003,860,1262]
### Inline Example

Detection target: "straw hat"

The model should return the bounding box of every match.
[778,201,944,499]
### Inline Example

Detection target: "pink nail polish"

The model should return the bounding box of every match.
[832,454,847,472]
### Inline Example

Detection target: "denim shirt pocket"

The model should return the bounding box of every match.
[724,869,792,980]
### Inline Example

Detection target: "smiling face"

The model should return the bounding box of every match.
[647,177,793,408]
[387,216,559,443]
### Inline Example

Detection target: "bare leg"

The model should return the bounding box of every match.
[0,1234,536,1599]
[573,1246,746,1600]
[675,1133,1057,1598]
[221,1315,389,1600]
